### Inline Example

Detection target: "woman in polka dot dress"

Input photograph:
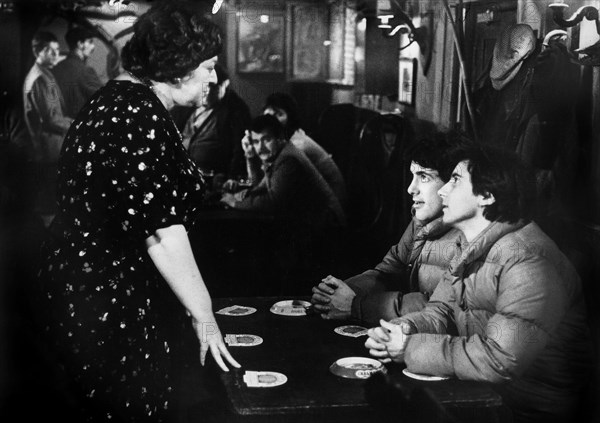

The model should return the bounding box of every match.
[35,3,240,421]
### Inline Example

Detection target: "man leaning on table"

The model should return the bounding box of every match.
[310,134,461,325]
[220,114,345,229]
[365,144,593,423]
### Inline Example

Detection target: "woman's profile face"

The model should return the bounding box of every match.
[263,107,288,128]
[172,56,218,107]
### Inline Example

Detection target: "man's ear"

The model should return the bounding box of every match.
[479,191,495,207]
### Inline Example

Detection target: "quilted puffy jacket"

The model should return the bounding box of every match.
[398,220,593,421]
[346,217,461,325]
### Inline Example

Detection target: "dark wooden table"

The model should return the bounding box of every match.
[202,297,508,423]
[212,296,372,422]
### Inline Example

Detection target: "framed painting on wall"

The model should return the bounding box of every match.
[287,3,328,80]
[237,13,285,74]
[398,57,417,106]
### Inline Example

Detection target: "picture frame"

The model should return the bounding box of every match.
[286,3,328,80]
[398,57,417,106]
[236,13,285,74]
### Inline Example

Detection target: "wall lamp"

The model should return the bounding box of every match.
[548,3,600,35]
[548,2,600,66]
[377,0,425,50]
[376,0,433,74]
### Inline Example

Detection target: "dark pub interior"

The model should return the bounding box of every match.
[1,0,599,422]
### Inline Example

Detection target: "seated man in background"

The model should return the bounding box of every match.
[221,114,345,229]
[172,63,251,179]
[311,134,460,325]
[51,26,103,119]
[366,144,593,423]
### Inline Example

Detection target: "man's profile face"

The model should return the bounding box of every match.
[80,38,95,58]
[406,161,445,222]
[38,41,60,68]
[438,160,482,229]
[250,129,283,163]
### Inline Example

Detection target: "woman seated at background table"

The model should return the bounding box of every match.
[262,92,347,207]
[221,114,345,229]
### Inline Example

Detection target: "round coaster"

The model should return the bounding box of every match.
[216,305,257,316]
[225,334,263,347]
[243,371,287,387]
[334,325,368,338]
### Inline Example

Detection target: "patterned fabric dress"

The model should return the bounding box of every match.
[37,80,205,422]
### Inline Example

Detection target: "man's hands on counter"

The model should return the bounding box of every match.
[311,275,355,320]
[365,319,415,363]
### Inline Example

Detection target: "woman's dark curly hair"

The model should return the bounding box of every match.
[453,144,536,224]
[121,1,222,84]
[263,92,301,138]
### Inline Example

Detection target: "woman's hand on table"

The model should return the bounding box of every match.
[192,316,241,372]
[365,319,415,364]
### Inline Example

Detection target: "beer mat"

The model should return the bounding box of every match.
[243,371,287,388]
[270,300,311,316]
[329,357,386,379]
[402,368,450,381]
[216,305,257,316]
[334,325,368,337]
[225,334,263,347]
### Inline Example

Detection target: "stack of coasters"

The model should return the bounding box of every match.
[270,300,311,316]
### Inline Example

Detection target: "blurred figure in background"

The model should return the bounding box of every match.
[52,26,103,119]
[172,62,251,181]
[22,30,73,217]
[263,92,347,207]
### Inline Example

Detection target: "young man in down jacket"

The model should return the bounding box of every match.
[310,135,462,325]
[366,144,593,423]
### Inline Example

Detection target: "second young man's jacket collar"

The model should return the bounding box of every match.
[447,219,528,277]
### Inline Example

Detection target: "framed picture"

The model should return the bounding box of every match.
[237,13,285,74]
[398,57,417,106]
[286,3,328,80]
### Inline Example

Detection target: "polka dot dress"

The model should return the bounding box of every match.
[37,80,205,422]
